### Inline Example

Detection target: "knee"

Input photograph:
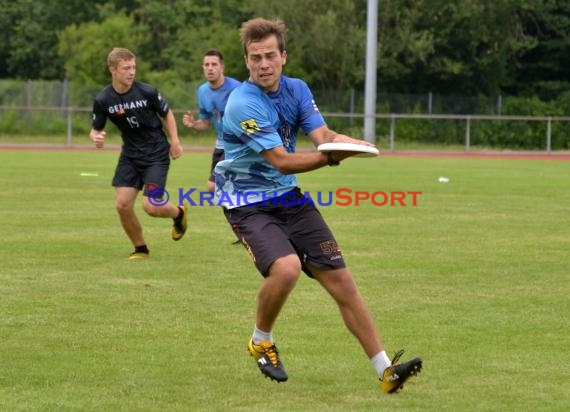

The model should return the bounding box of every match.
[115,200,133,216]
[268,256,302,289]
[337,271,358,294]
[317,268,360,303]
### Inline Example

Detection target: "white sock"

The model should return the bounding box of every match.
[371,351,392,379]
[252,326,273,344]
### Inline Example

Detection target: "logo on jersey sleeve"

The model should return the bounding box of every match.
[312,99,320,112]
[239,118,260,135]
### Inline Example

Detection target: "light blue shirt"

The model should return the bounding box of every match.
[214,76,326,208]
[197,76,241,149]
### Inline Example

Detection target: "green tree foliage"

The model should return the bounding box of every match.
[142,0,250,83]
[58,9,150,86]
[378,0,538,95]
[1,0,570,101]
[511,0,570,99]
[247,0,367,91]
[0,0,107,79]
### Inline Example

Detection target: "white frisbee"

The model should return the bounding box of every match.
[317,142,380,157]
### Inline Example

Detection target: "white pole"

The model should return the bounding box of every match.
[364,0,378,143]
[465,116,471,152]
[546,117,552,153]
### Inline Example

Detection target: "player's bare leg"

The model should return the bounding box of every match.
[248,254,301,382]
[312,265,422,393]
[311,266,383,357]
[141,193,188,241]
[141,195,180,218]
[115,187,148,258]
[256,254,301,331]
[115,187,144,246]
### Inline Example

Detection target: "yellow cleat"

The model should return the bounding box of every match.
[248,339,288,382]
[380,349,422,393]
[172,204,188,241]
[128,252,149,260]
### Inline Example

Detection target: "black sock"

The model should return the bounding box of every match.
[175,206,184,220]
[135,245,149,254]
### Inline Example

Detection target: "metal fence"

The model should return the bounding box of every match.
[1,80,570,151]
[2,104,570,152]
[324,111,570,152]
[0,80,502,115]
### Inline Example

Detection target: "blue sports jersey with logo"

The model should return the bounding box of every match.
[214,76,326,208]
[197,77,241,149]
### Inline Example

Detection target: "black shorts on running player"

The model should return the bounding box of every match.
[112,152,170,196]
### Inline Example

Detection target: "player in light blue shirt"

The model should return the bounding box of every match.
[215,75,324,206]
[215,18,421,392]
[183,50,241,192]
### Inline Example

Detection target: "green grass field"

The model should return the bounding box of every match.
[1,149,568,411]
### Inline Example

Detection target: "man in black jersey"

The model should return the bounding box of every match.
[90,47,187,259]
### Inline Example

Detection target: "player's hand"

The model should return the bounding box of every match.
[332,133,375,147]
[182,111,195,128]
[170,142,184,160]
[326,150,360,162]
[90,130,106,149]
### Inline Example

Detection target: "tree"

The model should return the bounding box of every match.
[2,0,570,102]
[378,0,537,96]
[132,0,251,82]
[511,0,570,99]
[1,0,107,79]
[58,9,150,85]
[245,0,368,91]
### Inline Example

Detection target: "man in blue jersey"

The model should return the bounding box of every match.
[214,18,422,393]
[182,50,241,193]
[90,48,188,260]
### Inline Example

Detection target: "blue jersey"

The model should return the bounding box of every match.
[197,76,241,149]
[214,76,326,208]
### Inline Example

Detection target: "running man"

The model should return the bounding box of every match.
[182,49,241,193]
[90,47,188,259]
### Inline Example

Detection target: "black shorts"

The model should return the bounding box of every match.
[224,188,346,277]
[209,148,225,182]
[112,152,171,196]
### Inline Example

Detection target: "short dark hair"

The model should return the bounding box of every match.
[204,49,224,63]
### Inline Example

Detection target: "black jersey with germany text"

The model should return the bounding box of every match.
[92,81,171,160]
